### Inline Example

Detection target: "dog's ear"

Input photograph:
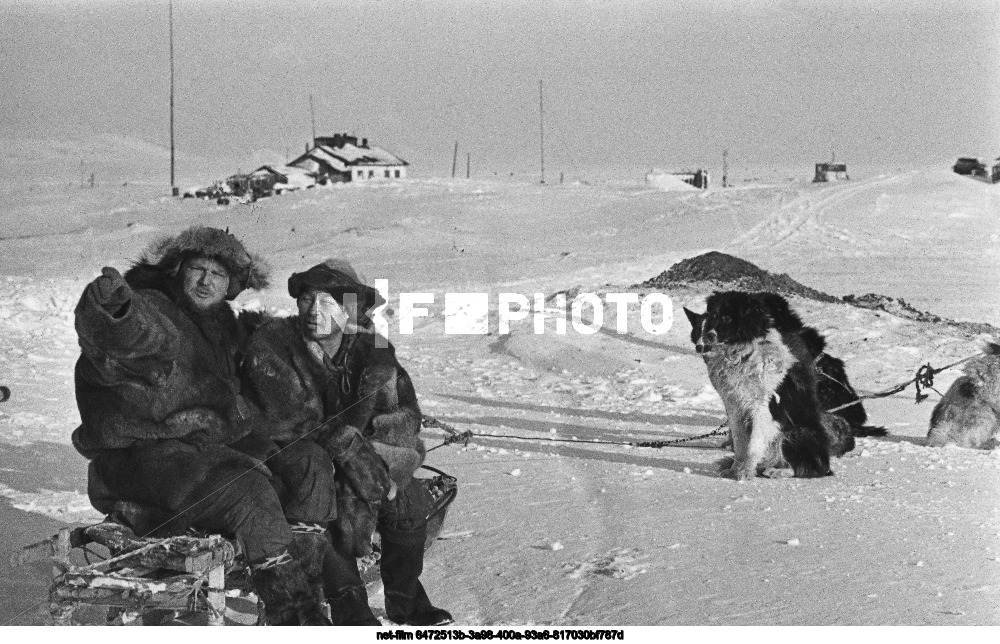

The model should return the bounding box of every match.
[798,326,826,357]
[683,307,702,329]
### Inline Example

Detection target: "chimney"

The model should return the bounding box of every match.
[362,138,368,148]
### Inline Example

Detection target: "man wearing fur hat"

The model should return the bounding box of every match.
[72,226,334,625]
[243,259,453,626]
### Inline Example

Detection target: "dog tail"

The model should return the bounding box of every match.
[781,429,833,478]
[853,425,888,437]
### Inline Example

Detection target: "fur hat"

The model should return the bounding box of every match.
[288,259,386,314]
[133,226,270,300]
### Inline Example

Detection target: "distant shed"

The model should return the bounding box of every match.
[813,163,849,182]
[645,169,709,190]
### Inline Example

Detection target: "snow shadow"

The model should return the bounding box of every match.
[435,393,723,427]
[594,327,691,354]
[0,502,67,625]
[0,440,89,493]
[869,432,928,448]
[0,442,89,625]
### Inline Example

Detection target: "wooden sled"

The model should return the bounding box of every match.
[12,465,458,626]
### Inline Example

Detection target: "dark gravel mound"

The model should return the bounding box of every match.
[842,293,999,336]
[637,251,999,336]
[637,251,840,303]
[841,293,944,323]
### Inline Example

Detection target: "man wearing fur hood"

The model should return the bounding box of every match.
[72,226,334,625]
[243,259,452,626]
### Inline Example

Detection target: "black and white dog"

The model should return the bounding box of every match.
[684,291,852,480]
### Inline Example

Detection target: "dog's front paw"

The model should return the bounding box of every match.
[718,457,756,481]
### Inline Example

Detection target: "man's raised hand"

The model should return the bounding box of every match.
[91,266,131,316]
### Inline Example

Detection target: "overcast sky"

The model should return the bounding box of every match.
[2,0,998,179]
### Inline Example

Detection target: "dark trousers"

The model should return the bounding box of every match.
[325,478,433,622]
[91,439,336,563]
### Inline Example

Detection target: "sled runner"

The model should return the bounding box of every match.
[12,465,457,626]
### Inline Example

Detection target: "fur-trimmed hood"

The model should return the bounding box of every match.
[125,226,270,300]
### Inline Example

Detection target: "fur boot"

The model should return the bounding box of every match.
[380,525,453,626]
[322,540,381,625]
[287,527,331,606]
[326,586,382,626]
[251,554,331,626]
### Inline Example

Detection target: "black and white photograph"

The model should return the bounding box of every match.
[0,0,998,632]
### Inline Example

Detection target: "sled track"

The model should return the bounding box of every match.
[730,175,903,251]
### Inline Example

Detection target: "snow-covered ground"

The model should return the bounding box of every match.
[1,138,998,625]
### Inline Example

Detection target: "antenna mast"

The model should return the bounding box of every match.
[309,94,317,145]
[539,79,545,184]
[169,0,177,196]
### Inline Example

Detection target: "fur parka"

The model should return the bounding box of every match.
[72,252,265,459]
[243,316,426,487]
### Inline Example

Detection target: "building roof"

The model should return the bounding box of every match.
[322,142,407,167]
[251,165,289,181]
[286,148,349,174]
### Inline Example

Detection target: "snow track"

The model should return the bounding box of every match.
[730,174,904,254]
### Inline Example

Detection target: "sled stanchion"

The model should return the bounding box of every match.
[49,528,75,626]
[206,564,226,626]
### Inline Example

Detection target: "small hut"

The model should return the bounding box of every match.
[813,163,849,182]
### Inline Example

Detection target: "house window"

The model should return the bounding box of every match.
[394,169,401,178]
[356,170,363,179]
[385,170,391,178]
[369,170,375,178]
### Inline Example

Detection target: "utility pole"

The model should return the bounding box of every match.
[466,152,471,179]
[451,141,459,178]
[309,94,317,146]
[169,0,177,196]
[539,79,545,184]
[722,149,729,188]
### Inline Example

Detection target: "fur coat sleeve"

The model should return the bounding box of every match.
[242,318,326,444]
[343,336,426,488]
[75,281,176,365]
